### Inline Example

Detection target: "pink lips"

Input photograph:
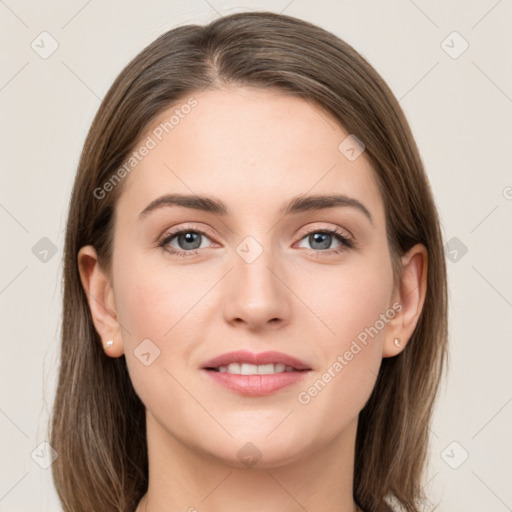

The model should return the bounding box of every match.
[201,350,311,371]
[201,350,312,396]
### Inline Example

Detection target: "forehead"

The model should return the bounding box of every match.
[116,87,385,225]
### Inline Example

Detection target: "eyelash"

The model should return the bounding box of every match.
[158,225,355,258]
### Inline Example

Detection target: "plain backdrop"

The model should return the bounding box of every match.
[1,1,511,511]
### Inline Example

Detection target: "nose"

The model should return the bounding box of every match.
[222,242,291,331]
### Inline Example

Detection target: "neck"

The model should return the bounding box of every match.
[136,412,360,512]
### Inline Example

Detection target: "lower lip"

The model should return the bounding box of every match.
[202,369,311,396]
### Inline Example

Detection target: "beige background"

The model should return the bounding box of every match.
[1,0,511,510]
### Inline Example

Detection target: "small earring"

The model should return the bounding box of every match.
[105,339,114,350]
[393,337,401,347]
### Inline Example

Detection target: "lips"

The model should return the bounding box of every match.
[201,350,312,396]
[201,350,311,372]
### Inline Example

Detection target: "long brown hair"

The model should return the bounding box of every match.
[50,11,448,512]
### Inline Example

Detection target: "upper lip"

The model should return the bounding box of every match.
[201,350,311,371]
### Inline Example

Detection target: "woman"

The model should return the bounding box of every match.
[50,11,448,512]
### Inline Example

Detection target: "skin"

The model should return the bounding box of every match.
[78,87,427,512]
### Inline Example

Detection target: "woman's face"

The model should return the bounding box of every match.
[108,87,402,467]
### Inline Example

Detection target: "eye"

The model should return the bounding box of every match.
[158,225,354,258]
[159,228,214,257]
[296,228,353,253]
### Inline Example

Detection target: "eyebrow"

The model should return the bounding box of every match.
[138,193,374,225]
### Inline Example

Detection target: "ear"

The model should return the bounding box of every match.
[383,243,428,357]
[77,245,124,357]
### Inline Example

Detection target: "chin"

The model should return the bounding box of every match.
[191,430,315,470]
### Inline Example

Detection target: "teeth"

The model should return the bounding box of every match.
[215,363,295,375]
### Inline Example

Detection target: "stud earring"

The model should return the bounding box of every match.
[105,339,114,350]
[393,337,401,347]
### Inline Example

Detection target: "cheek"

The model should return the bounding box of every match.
[292,254,394,420]
[112,251,213,391]
[115,268,174,343]
[112,242,206,341]
[112,266,186,420]
[301,252,394,348]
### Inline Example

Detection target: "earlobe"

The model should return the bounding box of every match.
[382,243,428,357]
[77,245,124,357]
